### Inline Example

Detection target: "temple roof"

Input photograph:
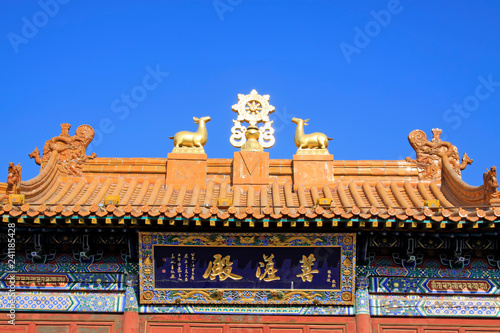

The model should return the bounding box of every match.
[1,89,499,228]
[0,122,499,229]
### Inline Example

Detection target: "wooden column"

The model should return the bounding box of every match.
[123,311,139,333]
[355,276,371,333]
[123,281,139,333]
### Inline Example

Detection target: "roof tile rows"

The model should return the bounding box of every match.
[1,124,498,226]
[3,173,500,223]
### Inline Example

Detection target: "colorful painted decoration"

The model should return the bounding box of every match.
[139,232,356,305]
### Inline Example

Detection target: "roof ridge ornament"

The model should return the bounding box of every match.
[6,162,22,194]
[483,166,500,206]
[291,117,333,155]
[29,123,96,176]
[169,116,211,154]
[230,89,275,150]
[408,128,472,181]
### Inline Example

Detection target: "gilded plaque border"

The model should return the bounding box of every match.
[139,232,356,305]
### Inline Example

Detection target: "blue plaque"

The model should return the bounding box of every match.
[139,233,355,305]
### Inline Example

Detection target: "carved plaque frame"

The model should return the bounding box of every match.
[139,232,356,305]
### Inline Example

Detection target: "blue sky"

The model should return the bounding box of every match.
[1,0,499,185]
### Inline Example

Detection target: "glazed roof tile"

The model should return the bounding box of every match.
[1,124,498,227]
[1,159,499,224]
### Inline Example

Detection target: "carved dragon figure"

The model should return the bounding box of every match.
[169,116,211,149]
[29,123,96,176]
[291,117,332,150]
[408,128,472,181]
[460,153,473,171]
[483,166,500,205]
[6,162,22,194]
[28,147,42,165]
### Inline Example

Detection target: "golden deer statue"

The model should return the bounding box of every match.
[292,117,332,149]
[169,116,211,148]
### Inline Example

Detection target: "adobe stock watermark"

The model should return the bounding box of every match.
[213,0,242,21]
[7,0,70,54]
[6,220,17,325]
[86,65,169,152]
[443,74,499,130]
[339,0,410,64]
[273,106,297,134]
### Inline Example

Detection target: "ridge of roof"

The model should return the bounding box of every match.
[1,124,498,224]
[2,174,499,224]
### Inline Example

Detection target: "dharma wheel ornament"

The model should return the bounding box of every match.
[230,89,275,151]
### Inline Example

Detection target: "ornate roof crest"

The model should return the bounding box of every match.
[230,89,275,150]
[484,166,500,206]
[6,162,22,194]
[29,123,96,176]
[408,128,472,181]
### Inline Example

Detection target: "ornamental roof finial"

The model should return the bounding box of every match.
[230,90,275,151]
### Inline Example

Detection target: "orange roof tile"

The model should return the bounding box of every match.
[1,124,498,228]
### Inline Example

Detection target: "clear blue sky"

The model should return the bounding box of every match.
[2,1,499,185]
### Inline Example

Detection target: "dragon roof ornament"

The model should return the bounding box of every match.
[484,167,500,206]
[6,162,22,194]
[230,89,275,150]
[29,123,96,176]
[408,128,472,181]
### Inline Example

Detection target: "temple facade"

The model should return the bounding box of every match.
[1,90,500,332]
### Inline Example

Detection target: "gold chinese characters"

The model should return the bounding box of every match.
[200,253,323,283]
[296,254,319,282]
[203,254,243,281]
[256,254,280,282]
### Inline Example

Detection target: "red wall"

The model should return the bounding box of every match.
[5,313,500,333]
[142,314,355,333]
[371,317,500,333]
[2,313,122,333]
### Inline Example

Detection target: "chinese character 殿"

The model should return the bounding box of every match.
[203,254,242,281]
